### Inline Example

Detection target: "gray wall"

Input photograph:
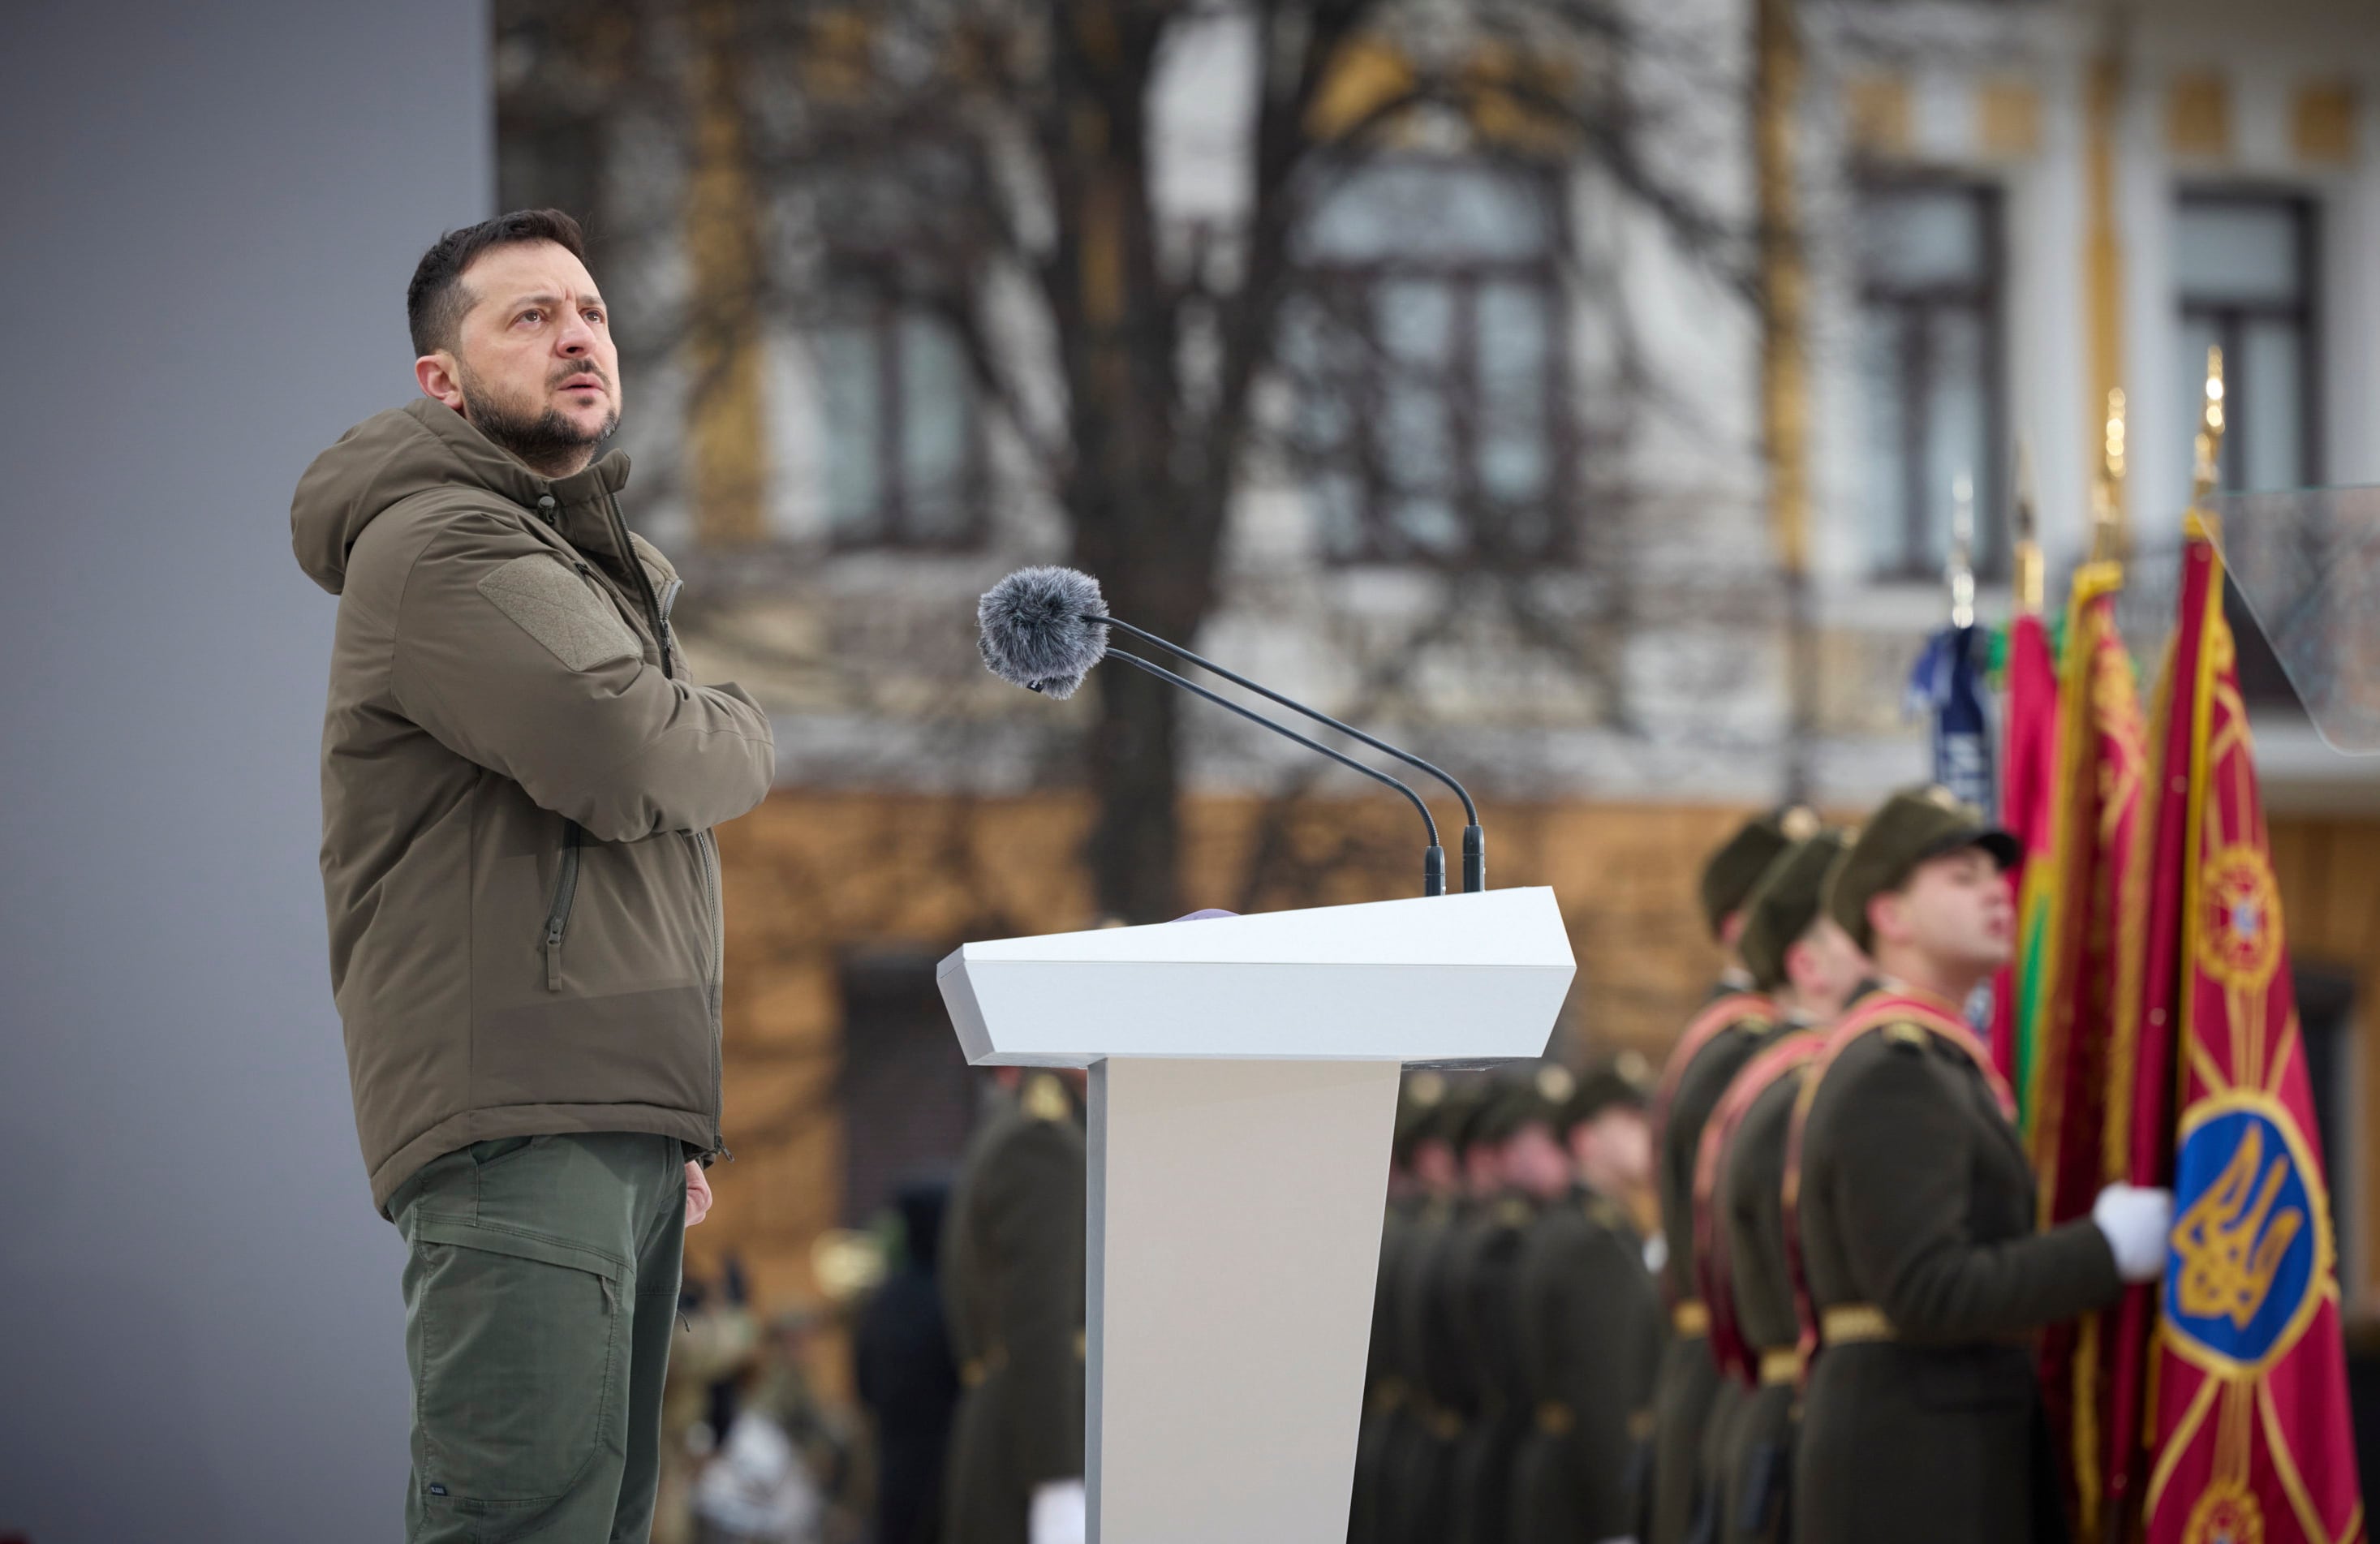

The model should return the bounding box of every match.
[0,3,488,1538]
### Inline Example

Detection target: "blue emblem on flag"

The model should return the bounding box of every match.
[2164,1100,2323,1372]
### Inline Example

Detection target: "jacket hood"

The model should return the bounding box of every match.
[292,396,629,594]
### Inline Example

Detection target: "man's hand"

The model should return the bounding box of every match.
[686,1160,714,1228]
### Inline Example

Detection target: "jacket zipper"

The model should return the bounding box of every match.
[544,819,583,991]
[604,492,668,654]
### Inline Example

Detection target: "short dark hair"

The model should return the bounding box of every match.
[406,209,589,359]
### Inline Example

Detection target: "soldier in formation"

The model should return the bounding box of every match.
[1783,787,2173,1544]
[1646,810,1810,1544]
[1509,1066,1664,1544]
[940,1069,1087,1544]
[1692,827,1862,1544]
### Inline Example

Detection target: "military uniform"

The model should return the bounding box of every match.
[940,1073,1087,1544]
[1706,1039,1821,1544]
[1690,829,1855,1544]
[1397,1189,1480,1544]
[1649,987,1778,1544]
[1352,1193,1418,1544]
[1646,809,1805,1544]
[1788,791,2124,1544]
[1508,1184,1663,1544]
[1448,1189,1538,1544]
[1355,1076,1454,1544]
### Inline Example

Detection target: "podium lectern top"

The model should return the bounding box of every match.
[937,887,1573,1068]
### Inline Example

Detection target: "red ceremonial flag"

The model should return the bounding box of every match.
[1995,608,2061,1095]
[2021,563,2148,1532]
[2108,516,2363,1544]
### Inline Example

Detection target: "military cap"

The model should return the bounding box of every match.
[1471,1076,1563,1146]
[1560,1052,1651,1130]
[1737,829,1853,991]
[1822,784,2021,953]
[1440,1079,1497,1154]
[1699,805,1822,940]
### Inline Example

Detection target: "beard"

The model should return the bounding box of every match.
[458,360,621,475]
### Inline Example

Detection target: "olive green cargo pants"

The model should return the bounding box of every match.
[389,1132,686,1543]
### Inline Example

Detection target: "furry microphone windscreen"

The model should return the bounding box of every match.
[977,566,1111,699]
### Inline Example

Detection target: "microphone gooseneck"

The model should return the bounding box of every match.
[1084,611,1485,893]
[976,566,1479,897]
[1105,650,1446,897]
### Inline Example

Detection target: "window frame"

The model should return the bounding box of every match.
[1288,155,1577,569]
[1851,173,2009,583]
[816,281,991,553]
[2174,187,2322,493]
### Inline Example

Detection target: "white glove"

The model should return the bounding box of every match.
[2093,1184,2174,1283]
[1031,1480,1087,1544]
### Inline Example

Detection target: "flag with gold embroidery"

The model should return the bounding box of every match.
[2021,561,2148,1534]
[2115,518,2361,1544]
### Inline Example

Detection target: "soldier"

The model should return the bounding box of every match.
[1647,810,1810,1544]
[1448,1073,1577,1544]
[1693,832,1864,1544]
[1569,1052,1657,1247]
[1379,1082,1478,1544]
[1353,1072,1448,1544]
[940,1069,1088,1544]
[1787,788,2172,1544]
[1510,1063,1664,1544]
[1398,1082,1503,1544]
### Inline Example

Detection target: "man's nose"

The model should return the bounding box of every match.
[556,312,596,355]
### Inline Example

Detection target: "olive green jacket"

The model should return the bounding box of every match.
[1791,1017,2122,1544]
[1509,1187,1663,1544]
[1448,1194,1536,1544]
[1650,996,1777,1544]
[293,398,777,1212]
[1713,1067,1813,1544]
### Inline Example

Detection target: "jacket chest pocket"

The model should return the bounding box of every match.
[543,819,583,991]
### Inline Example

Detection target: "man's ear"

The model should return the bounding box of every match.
[415,351,466,412]
[1866,889,1904,950]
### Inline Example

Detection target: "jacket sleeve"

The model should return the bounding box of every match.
[388,511,776,842]
[983,1120,1087,1486]
[1828,1047,2123,1341]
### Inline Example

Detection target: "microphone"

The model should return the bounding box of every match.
[977,566,1484,897]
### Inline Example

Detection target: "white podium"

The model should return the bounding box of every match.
[937,888,1575,1543]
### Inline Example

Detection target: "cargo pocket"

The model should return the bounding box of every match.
[408,1215,625,1511]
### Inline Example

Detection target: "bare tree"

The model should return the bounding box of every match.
[500,0,1751,923]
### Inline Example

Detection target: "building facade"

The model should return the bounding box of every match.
[496,0,2380,1318]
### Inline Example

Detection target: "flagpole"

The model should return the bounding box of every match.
[2099,346,2226,1544]
[2188,348,2225,537]
[2012,440,2043,619]
[2090,387,2128,567]
[1948,470,1977,628]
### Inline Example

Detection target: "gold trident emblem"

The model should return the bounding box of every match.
[2174,1123,2304,1331]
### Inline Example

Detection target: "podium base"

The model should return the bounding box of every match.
[1085,1056,1401,1544]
